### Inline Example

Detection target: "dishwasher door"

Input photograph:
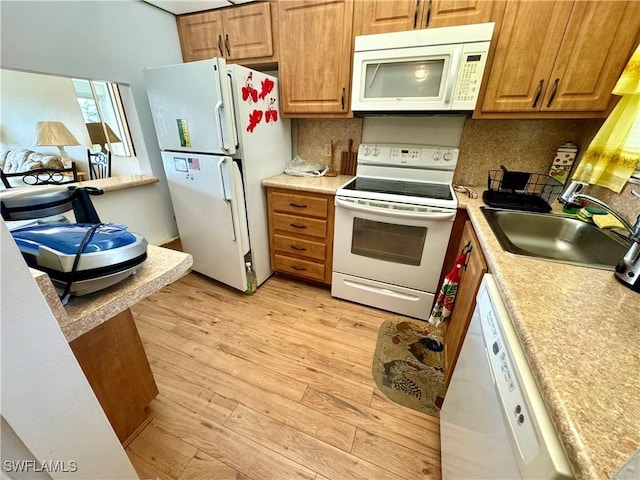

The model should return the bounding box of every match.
[440,274,572,479]
[440,283,521,479]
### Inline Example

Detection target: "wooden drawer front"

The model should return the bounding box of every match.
[274,234,326,261]
[271,192,328,218]
[274,254,325,282]
[272,213,327,239]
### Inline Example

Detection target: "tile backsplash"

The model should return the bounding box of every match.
[295,118,363,171]
[296,115,638,228]
[453,118,603,187]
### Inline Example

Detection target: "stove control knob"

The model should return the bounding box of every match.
[433,151,442,161]
[363,145,371,156]
[443,152,453,161]
[372,147,379,156]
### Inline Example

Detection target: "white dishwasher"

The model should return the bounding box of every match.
[440,274,573,479]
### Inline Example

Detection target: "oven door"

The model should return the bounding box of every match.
[333,196,455,293]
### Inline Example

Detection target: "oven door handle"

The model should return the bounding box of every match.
[335,198,455,221]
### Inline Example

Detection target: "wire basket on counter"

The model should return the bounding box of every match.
[483,170,564,212]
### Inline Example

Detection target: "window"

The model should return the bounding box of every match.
[72,79,134,157]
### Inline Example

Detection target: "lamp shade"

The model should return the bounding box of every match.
[33,121,80,147]
[86,122,121,145]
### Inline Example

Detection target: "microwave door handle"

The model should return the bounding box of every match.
[335,198,455,221]
[368,63,382,88]
[444,50,462,104]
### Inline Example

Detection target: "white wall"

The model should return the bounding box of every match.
[0,221,138,479]
[0,0,184,244]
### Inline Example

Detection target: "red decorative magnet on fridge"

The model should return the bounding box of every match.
[242,72,258,103]
[258,78,275,100]
[246,109,263,132]
[265,98,278,123]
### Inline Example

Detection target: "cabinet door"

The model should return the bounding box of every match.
[353,0,423,36]
[221,2,273,61]
[427,0,494,28]
[481,1,573,112]
[444,221,487,387]
[177,11,224,63]
[278,0,354,115]
[541,1,640,112]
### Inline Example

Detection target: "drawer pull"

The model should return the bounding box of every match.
[289,202,308,209]
[290,223,307,229]
[290,245,307,251]
[291,265,307,271]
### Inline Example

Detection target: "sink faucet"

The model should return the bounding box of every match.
[559,181,640,292]
[558,181,639,234]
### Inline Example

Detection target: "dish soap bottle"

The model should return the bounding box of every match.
[245,261,256,295]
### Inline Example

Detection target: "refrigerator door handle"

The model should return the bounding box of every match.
[218,157,237,242]
[214,100,229,154]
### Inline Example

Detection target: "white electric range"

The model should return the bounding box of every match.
[332,143,459,319]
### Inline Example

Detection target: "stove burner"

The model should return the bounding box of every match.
[342,177,453,201]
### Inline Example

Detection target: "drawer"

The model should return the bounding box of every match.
[270,191,328,218]
[274,254,325,282]
[274,234,326,261]
[272,213,327,239]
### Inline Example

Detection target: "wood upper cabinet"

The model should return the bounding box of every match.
[354,0,494,36]
[428,0,495,28]
[481,0,640,114]
[443,221,487,387]
[278,0,354,116]
[177,2,275,64]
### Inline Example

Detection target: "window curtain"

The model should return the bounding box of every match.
[572,44,640,193]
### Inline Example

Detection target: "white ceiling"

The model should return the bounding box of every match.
[142,0,255,15]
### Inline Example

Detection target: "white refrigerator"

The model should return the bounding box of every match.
[144,58,291,292]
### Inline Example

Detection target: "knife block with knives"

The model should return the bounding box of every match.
[339,139,357,176]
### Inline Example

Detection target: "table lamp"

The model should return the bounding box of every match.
[33,121,80,168]
[86,122,121,154]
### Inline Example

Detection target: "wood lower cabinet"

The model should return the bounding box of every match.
[353,0,494,36]
[480,0,640,116]
[443,220,487,386]
[278,0,354,116]
[267,187,335,284]
[177,2,275,65]
[69,308,158,445]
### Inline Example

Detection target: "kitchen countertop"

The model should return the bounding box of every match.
[262,173,354,195]
[457,192,640,479]
[73,174,159,192]
[34,245,192,342]
[270,171,640,477]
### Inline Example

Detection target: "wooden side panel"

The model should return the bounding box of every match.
[70,308,158,444]
[543,1,640,112]
[443,221,487,386]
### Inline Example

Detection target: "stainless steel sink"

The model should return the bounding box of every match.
[481,207,631,269]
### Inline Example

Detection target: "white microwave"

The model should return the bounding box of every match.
[351,23,494,112]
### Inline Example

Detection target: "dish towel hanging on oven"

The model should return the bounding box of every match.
[428,250,469,326]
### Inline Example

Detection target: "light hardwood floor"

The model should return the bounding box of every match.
[127,272,442,480]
